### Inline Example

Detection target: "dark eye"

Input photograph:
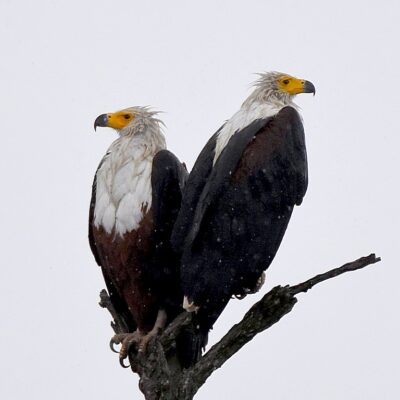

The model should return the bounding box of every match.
[124,114,131,119]
[283,79,290,85]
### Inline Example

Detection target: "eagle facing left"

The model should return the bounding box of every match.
[88,106,189,367]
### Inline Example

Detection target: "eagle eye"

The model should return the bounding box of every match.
[283,79,290,85]
[124,114,131,119]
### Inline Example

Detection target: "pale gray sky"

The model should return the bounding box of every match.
[1,1,399,399]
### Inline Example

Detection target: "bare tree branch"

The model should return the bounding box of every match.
[99,289,129,334]
[179,285,297,399]
[289,253,381,295]
[160,312,193,352]
[178,253,381,398]
[99,253,381,400]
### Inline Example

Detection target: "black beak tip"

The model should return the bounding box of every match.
[304,80,316,96]
[94,114,108,132]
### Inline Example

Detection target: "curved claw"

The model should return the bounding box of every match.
[109,339,120,353]
[119,356,130,368]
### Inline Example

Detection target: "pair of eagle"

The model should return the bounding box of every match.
[89,71,315,368]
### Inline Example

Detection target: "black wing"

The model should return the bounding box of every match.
[152,150,208,367]
[150,149,188,307]
[88,171,102,266]
[171,128,223,252]
[151,150,188,234]
[88,156,107,267]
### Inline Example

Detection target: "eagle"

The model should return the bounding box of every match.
[172,72,315,336]
[89,106,192,367]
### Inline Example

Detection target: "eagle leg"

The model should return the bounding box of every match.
[136,309,167,353]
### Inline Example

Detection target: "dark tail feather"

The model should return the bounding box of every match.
[175,300,229,368]
[176,320,208,369]
[177,298,231,368]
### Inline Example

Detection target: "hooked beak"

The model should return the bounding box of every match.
[94,114,109,131]
[303,80,316,96]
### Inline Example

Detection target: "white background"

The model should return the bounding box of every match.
[1,1,399,399]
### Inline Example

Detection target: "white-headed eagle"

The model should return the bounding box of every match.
[172,72,315,337]
[89,107,196,367]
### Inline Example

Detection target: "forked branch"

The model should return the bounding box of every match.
[100,253,381,400]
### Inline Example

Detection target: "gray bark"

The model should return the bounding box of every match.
[99,253,381,400]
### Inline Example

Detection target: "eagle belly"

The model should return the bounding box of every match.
[92,211,163,333]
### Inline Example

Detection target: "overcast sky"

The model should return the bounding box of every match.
[1,1,399,399]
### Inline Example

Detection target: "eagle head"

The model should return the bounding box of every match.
[256,71,315,95]
[94,106,162,134]
[243,71,315,107]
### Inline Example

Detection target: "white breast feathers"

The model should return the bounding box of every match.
[213,101,284,165]
[94,130,165,236]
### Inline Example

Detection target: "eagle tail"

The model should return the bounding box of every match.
[176,322,208,368]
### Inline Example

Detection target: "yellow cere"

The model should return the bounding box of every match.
[106,111,135,130]
[278,75,307,95]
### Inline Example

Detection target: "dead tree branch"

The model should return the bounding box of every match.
[99,289,129,334]
[99,253,381,400]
